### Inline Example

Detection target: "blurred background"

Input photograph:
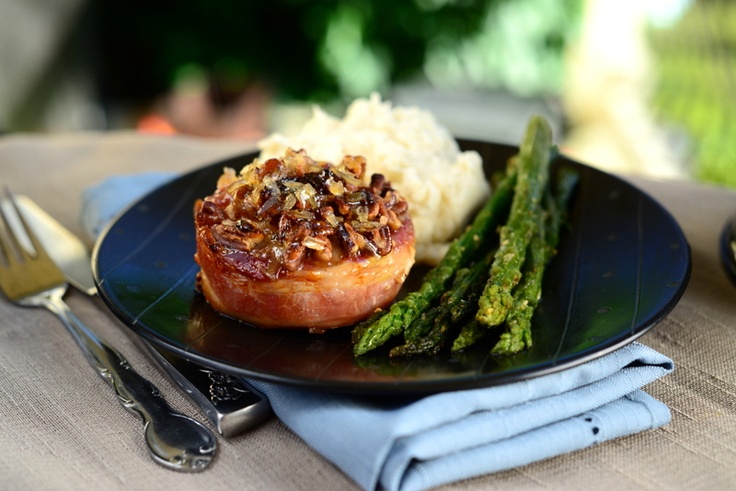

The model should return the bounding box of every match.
[1,0,733,188]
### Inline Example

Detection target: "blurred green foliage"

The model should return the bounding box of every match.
[649,0,736,188]
[423,0,582,96]
[94,0,581,106]
[95,0,487,105]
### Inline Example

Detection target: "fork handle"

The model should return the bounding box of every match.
[40,287,217,472]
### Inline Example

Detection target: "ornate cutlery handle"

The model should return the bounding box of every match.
[40,286,217,471]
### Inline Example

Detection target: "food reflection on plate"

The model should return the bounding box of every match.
[181,286,522,388]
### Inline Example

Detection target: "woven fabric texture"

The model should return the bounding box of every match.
[1,132,735,490]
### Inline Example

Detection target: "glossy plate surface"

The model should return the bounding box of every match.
[93,140,691,394]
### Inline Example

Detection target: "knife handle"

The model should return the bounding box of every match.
[142,341,272,438]
[42,288,217,472]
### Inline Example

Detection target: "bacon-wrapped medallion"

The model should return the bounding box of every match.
[194,148,416,332]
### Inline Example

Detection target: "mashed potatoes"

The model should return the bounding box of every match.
[258,94,490,264]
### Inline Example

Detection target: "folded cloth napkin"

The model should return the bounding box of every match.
[80,171,178,239]
[82,174,675,491]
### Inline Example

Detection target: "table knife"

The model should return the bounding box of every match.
[13,195,271,437]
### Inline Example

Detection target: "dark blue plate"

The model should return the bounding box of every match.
[721,213,736,287]
[92,140,691,394]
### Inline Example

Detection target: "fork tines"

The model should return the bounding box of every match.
[0,188,66,299]
[0,188,35,266]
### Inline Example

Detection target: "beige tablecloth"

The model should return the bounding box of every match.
[1,131,735,490]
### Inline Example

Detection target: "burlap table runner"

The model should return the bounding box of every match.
[1,131,735,490]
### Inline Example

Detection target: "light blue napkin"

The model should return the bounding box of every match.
[80,171,178,239]
[82,174,674,491]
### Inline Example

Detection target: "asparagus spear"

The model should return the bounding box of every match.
[476,115,553,328]
[390,250,495,357]
[400,305,444,346]
[351,170,517,356]
[490,214,547,354]
[491,168,579,354]
[454,185,553,355]
[389,305,454,358]
[451,319,489,352]
[401,266,472,344]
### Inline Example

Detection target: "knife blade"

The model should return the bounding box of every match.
[11,195,271,437]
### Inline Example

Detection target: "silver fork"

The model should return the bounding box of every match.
[0,189,217,472]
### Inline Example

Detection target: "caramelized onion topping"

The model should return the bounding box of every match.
[196,148,412,278]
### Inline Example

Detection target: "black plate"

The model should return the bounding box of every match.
[92,140,691,394]
[721,213,736,287]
